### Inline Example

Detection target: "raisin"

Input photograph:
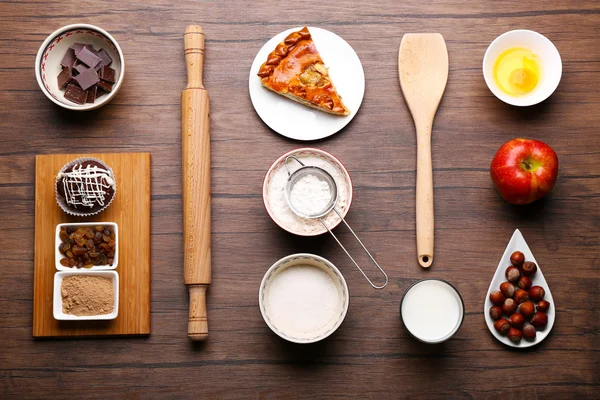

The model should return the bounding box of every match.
[66,226,76,234]
[85,239,95,250]
[72,245,86,256]
[58,242,70,254]
[60,258,71,267]
[59,230,69,241]
[108,258,114,265]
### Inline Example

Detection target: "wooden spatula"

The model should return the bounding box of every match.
[398,33,448,268]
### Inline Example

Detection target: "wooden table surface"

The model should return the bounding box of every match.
[1,1,598,398]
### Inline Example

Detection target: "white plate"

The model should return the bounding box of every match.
[249,27,365,141]
[484,229,555,348]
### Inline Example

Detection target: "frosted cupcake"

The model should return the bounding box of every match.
[55,158,116,216]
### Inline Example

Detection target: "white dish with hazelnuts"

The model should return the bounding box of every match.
[484,229,555,348]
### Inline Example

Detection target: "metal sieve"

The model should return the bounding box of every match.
[284,156,388,289]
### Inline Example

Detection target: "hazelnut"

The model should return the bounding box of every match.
[499,282,515,298]
[494,318,511,334]
[529,286,545,301]
[503,298,518,315]
[505,266,521,283]
[530,312,548,328]
[523,324,537,340]
[537,300,551,313]
[521,261,538,276]
[489,306,503,321]
[514,289,529,304]
[510,251,525,267]
[508,327,522,343]
[509,312,525,329]
[517,276,532,290]
[489,290,506,306]
[519,301,535,318]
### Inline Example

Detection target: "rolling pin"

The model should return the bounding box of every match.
[398,33,448,269]
[182,25,211,341]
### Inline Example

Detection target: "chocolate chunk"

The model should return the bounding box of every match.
[96,49,112,68]
[64,83,87,104]
[97,80,114,93]
[57,66,73,89]
[60,48,76,69]
[99,66,116,83]
[86,85,97,103]
[74,67,100,90]
[73,43,87,55]
[74,64,88,74]
[76,47,101,69]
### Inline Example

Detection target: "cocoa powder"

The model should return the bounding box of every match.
[61,275,114,316]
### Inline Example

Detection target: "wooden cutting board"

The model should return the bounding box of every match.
[33,153,151,337]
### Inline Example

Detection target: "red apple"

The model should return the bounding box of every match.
[490,138,558,205]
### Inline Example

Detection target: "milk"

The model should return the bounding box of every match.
[266,265,341,335]
[401,279,463,343]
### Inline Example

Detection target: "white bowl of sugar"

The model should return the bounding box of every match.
[259,254,349,343]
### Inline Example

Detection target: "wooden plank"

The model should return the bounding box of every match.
[33,153,151,337]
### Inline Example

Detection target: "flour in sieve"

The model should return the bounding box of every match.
[289,174,332,216]
[267,155,348,234]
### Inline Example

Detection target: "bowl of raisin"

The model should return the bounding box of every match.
[55,222,118,270]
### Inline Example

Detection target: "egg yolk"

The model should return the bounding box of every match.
[493,48,541,96]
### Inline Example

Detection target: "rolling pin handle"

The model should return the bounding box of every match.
[184,25,205,89]
[187,284,208,341]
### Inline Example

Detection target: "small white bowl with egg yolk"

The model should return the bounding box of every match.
[483,30,561,106]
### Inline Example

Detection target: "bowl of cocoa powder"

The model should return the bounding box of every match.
[53,270,118,320]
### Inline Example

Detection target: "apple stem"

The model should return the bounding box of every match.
[521,159,533,170]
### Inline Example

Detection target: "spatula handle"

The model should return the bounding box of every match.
[416,125,434,268]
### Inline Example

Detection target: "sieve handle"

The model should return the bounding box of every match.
[319,210,388,289]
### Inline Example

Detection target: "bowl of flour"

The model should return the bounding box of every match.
[263,148,353,236]
[259,253,349,343]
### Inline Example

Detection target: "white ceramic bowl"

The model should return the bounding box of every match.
[53,270,119,320]
[259,254,349,344]
[262,148,353,236]
[483,30,561,106]
[35,24,125,110]
[55,222,118,270]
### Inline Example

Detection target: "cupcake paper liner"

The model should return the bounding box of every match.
[55,157,117,217]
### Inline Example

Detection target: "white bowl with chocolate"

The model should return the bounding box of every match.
[35,24,124,111]
[53,270,119,320]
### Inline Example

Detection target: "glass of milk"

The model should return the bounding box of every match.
[400,279,464,343]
